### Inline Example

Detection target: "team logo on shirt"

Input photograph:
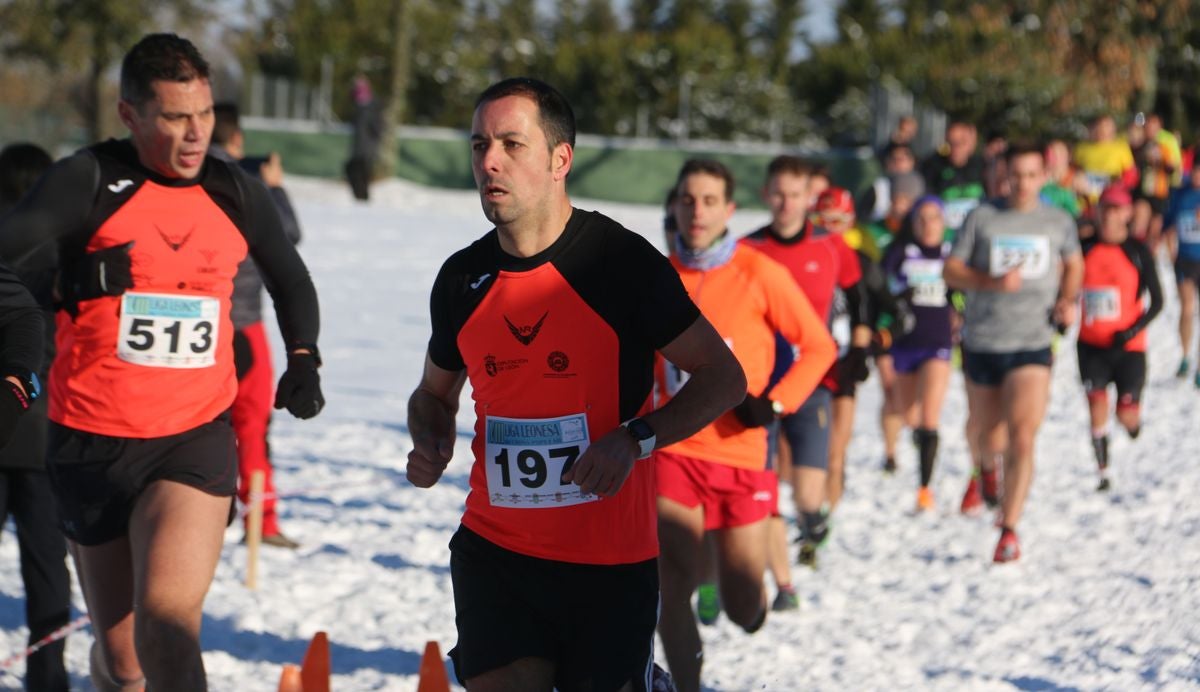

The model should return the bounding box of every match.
[547,351,569,372]
[155,223,196,252]
[504,311,548,346]
[482,354,527,377]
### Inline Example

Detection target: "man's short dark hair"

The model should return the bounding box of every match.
[676,159,736,201]
[0,143,52,207]
[120,33,210,108]
[212,103,241,146]
[766,155,811,183]
[476,77,576,150]
[1005,141,1045,166]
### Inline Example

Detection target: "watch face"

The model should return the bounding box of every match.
[626,418,654,441]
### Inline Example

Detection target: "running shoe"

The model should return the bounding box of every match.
[883,456,897,474]
[1097,477,1111,492]
[916,486,935,511]
[262,532,301,549]
[696,582,720,626]
[796,521,829,568]
[772,585,799,612]
[1194,370,1200,389]
[1177,359,1190,379]
[981,466,1001,508]
[960,473,983,515]
[993,527,1020,563]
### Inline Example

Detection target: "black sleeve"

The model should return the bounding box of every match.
[236,173,319,348]
[0,152,97,272]
[0,260,44,375]
[269,186,302,246]
[1129,241,1164,336]
[428,255,467,371]
[622,233,701,350]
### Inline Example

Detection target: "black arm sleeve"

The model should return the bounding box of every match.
[269,186,302,245]
[1128,241,1164,337]
[0,153,97,274]
[237,174,319,347]
[0,260,45,374]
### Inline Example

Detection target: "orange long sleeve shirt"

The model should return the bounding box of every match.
[657,244,836,470]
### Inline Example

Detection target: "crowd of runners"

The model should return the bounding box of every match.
[0,28,1196,692]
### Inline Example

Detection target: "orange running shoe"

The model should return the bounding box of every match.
[916,486,935,511]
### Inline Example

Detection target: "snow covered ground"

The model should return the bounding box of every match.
[0,176,1197,690]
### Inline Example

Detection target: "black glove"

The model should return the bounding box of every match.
[60,242,134,315]
[732,393,778,428]
[0,379,32,450]
[837,346,871,388]
[274,352,324,419]
[1110,327,1138,349]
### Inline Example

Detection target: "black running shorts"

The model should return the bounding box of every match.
[1175,257,1200,286]
[962,347,1053,387]
[46,414,238,546]
[448,525,658,691]
[1077,341,1146,402]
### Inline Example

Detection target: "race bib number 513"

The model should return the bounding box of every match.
[484,413,597,508]
[117,292,219,368]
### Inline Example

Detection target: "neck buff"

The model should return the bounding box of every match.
[674,230,736,271]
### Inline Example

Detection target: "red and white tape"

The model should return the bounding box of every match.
[0,614,91,671]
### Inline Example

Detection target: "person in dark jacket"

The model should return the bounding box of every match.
[211,103,304,548]
[0,142,67,691]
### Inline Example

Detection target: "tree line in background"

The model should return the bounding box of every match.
[2,0,1199,150]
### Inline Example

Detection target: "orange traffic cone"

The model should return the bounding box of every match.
[277,664,302,692]
[301,631,331,692]
[417,640,451,692]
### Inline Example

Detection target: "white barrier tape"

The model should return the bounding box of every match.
[0,614,91,671]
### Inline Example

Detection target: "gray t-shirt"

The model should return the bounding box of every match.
[950,201,1080,352]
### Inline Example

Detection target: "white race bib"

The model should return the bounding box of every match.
[117,292,219,368]
[1178,213,1200,245]
[943,198,980,231]
[1083,171,1110,199]
[1082,287,1121,324]
[990,235,1051,279]
[901,258,947,307]
[484,413,596,508]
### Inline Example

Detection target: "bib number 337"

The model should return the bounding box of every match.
[117,292,219,368]
[484,413,596,508]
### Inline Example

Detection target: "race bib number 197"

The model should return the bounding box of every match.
[484,413,596,508]
[117,292,219,368]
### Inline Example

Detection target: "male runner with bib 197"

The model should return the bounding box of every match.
[0,34,323,691]
[406,78,745,692]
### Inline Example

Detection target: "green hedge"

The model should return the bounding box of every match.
[244,128,879,209]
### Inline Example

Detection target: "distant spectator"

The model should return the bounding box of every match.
[920,121,986,239]
[860,144,923,223]
[0,142,70,692]
[879,115,918,162]
[210,103,304,549]
[345,73,383,201]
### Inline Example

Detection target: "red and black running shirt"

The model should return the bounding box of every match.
[0,139,319,438]
[428,208,700,565]
[1078,237,1162,351]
